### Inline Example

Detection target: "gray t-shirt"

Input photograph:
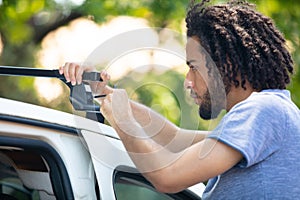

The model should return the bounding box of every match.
[203,89,300,199]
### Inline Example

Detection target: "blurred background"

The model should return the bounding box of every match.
[0,0,299,130]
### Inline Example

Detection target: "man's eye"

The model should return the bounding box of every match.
[190,65,197,71]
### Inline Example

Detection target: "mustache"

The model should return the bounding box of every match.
[190,90,202,99]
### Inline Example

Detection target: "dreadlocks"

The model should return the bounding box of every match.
[185,0,294,91]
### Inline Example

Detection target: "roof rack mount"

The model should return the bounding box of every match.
[0,66,104,123]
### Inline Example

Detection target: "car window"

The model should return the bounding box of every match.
[0,150,41,200]
[114,176,172,200]
[0,135,74,200]
[113,168,201,200]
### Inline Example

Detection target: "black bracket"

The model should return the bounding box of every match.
[0,66,104,123]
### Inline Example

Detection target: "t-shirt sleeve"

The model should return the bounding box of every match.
[207,96,286,168]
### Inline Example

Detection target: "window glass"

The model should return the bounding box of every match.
[0,136,74,200]
[114,176,172,200]
[0,171,39,200]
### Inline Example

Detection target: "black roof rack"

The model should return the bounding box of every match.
[0,66,104,123]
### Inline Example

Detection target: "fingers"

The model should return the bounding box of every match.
[100,71,111,83]
[69,63,78,85]
[101,90,137,136]
[101,90,127,120]
[111,89,134,123]
[59,62,79,85]
[59,62,88,85]
[76,66,84,85]
[100,93,115,125]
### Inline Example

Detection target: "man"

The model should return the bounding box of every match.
[60,0,300,199]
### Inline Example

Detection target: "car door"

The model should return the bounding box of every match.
[81,129,204,200]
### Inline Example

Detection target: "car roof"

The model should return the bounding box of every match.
[0,97,119,139]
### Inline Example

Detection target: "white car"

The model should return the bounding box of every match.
[0,67,205,200]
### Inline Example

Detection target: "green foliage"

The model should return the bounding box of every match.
[78,0,188,29]
[0,0,46,45]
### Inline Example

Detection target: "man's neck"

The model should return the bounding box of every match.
[226,83,255,111]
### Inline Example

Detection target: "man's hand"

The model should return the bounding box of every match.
[59,62,112,96]
[101,89,140,136]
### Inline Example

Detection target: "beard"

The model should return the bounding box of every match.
[198,88,225,120]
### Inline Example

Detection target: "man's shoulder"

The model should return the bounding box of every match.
[234,89,290,111]
[224,90,291,125]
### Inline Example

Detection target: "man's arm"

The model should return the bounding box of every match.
[129,100,209,152]
[101,89,243,193]
[98,89,209,152]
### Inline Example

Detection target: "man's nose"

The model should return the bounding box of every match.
[184,79,193,89]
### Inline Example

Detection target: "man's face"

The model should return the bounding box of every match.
[185,37,226,120]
